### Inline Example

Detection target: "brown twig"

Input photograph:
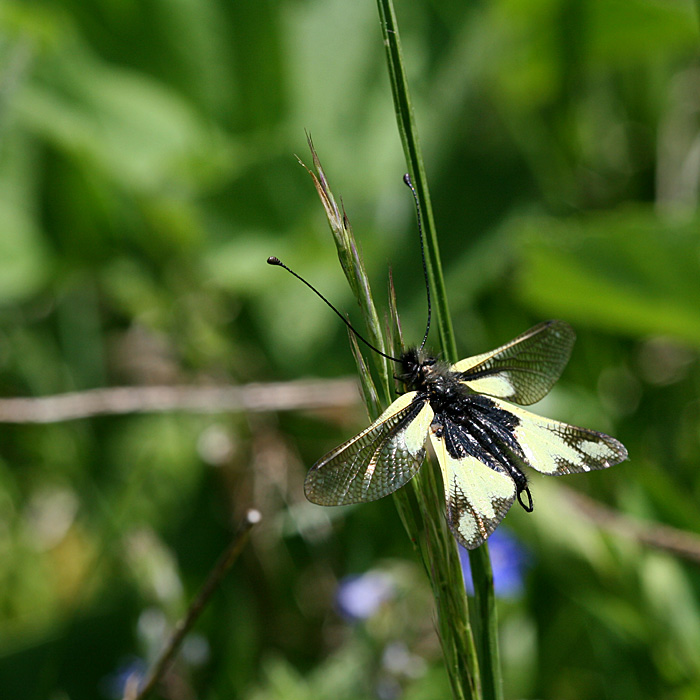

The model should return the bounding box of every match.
[564,488,700,565]
[0,378,358,423]
[123,509,262,700]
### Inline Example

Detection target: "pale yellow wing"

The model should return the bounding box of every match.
[489,398,628,475]
[305,392,434,506]
[451,320,575,405]
[429,430,516,550]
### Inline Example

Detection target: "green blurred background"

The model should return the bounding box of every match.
[1,1,700,698]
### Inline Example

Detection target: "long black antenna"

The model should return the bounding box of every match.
[267,256,401,363]
[403,174,431,351]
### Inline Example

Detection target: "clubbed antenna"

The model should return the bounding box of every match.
[267,257,401,363]
[403,174,431,351]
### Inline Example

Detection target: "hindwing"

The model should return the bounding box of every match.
[488,398,629,475]
[305,392,434,506]
[429,427,516,550]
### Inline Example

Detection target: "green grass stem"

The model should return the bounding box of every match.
[375,2,504,699]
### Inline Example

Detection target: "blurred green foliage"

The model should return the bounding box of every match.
[1,1,700,699]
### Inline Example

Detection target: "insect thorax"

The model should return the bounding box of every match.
[399,348,464,411]
[399,348,521,450]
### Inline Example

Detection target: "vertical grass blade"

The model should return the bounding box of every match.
[302,122,499,696]
[375,2,503,699]
[375,0,455,361]
[298,136,392,402]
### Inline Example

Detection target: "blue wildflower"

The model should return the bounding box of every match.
[101,657,147,699]
[335,571,395,621]
[459,529,528,597]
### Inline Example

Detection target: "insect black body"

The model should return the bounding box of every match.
[300,319,627,549]
[400,349,534,512]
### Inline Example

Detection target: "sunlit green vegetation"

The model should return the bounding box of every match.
[1,1,699,698]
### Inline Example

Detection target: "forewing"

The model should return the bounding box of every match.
[429,430,516,550]
[305,392,434,506]
[489,398,628,475]
[451,320,576,405]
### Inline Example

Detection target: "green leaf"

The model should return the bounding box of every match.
[515,208,700,345]
[586,0,699,66]
[0,198,49,304]
[17,44,235,195]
